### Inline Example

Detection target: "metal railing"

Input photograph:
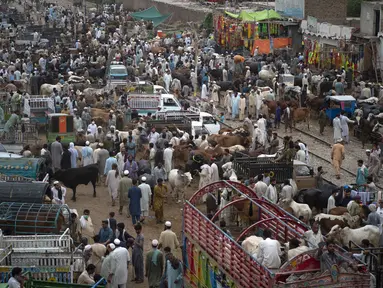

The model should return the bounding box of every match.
[348,240,382,287]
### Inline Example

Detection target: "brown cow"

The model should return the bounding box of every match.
[305,97,324,115]
[329,207,348,216]
[173,145,211,167]
[151,47,166,54]
[314,213,361,235]
[265,100,299,115]
[232,196,260,227]
[208,134,252,148]
[292,108,310,130]
[91,108,109,123]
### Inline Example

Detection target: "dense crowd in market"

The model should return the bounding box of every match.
[1,0,383,287]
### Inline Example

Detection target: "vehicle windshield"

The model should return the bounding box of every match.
[202,116,216,125]
[282,75,294,83]
[163,98,178,107]
[110,67,127,75]
[295,165,311,176]
[110,75,127,80]
[0,143,7,152]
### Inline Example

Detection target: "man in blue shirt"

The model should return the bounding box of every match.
[98,220,113,245]
[128,179,142,225]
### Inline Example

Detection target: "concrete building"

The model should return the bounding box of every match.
[360,1,382,36]
[358,1,383,77]
[275,0,347,24]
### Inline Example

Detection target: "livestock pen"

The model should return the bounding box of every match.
[183,180,371,288]
[0,230,86,284]
[0,182,51,204]
[0,202,70,235]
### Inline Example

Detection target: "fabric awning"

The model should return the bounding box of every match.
[130,6,172,27]
[225,9,282,22]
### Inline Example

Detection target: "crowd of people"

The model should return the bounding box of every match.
[2,0,383,286]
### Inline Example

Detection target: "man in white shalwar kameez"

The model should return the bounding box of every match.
[333,115,342,143]
[255,90,263,119]
[224,90,233,119]
[199,164,213,202]
[163,71,172,93]
[108,245,130,288]
[116,148,126,175]
[239,95,246,121]
[163,144,173,175]
[211,82,220,105]
[139,177,152,221]
[201,82,208,100]
[219,188,231,224]
[340,111,355,143]
[257,115,267,142]
[298,142,309,164]
[149,143,156,172]
[252,124,265,150]
[211,163,219,183]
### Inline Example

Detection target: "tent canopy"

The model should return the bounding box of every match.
[130,6,172,27]
[225,9,282,22]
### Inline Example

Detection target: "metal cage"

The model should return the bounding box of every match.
[0,182,49,203]
[0,202,70,235]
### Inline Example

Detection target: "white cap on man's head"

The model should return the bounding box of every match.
[141,176,147,181]
[152,239,159,246]
[85,141,90,146]
[53,181,59,185]
[165,221,171,227]
[114,239,121,246]
[124,170,129,175]
[84,245,92,251]
[108,243,115,250]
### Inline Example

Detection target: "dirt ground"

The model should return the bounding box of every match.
[67,173,200,286]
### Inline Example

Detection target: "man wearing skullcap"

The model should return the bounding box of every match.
[331,139,345,179]
[85,129,95,143]
[94,143,109,183]
[118,170,133,216]
[145,239,164,288]
[138,176,152,222]
[158,221,179,252]
[363,204,381,227]
[81,141,94,166]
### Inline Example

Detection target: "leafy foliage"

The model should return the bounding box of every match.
[347,0,363,17]
[201,13,213,34]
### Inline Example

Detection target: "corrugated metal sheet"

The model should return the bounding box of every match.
[0,182,48,203]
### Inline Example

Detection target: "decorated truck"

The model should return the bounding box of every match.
[183,180,371,288]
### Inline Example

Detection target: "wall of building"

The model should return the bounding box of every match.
[123,0,208,23]
[305,0,347,25]
[360,2,382,36]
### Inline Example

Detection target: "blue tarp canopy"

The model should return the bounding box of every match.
[130,6,172,27]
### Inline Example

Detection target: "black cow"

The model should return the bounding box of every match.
[295,183,342,212]
[319,81,333,97]
[53,164,99,201]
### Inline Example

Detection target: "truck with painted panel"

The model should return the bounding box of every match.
[127,93,183,115]
[183,180,370,288]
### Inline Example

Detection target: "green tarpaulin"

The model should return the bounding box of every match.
[225,9,282,22]
[130,6,172,27]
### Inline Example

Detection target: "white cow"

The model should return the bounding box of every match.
[168,169,192,202]
[280,199,312,222]
[242,235,263,260]
[199,164,213,202]
[40,83,63,96]
[221,145,246,153]
[326,224,380,248]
